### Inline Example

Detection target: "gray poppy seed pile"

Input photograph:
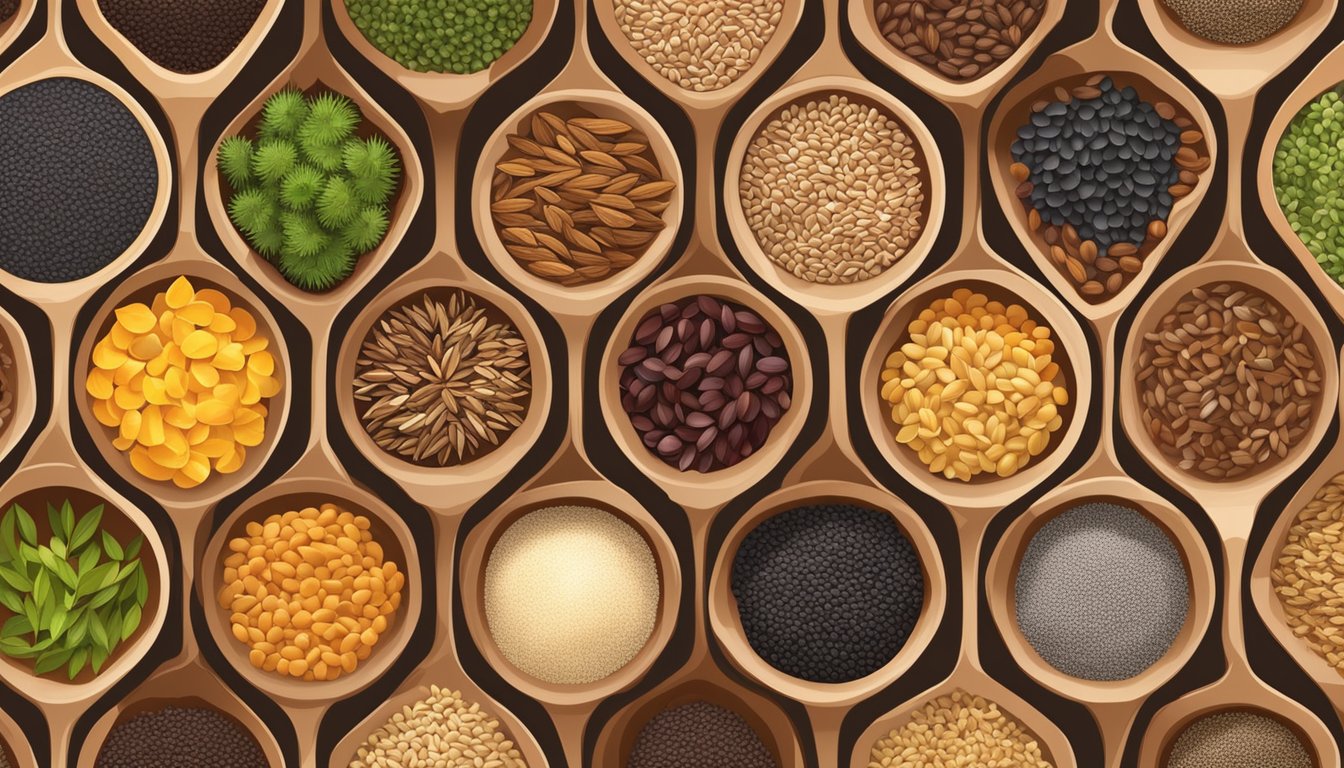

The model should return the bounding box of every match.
[1160,0,1303,45]
[1014,502,1190,681]
[627,700,778,768]
[731,504,924,683]
[0,78,157,283]
[1164,710,1315,768]
[95,706,268,768]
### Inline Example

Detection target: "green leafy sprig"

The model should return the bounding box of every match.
[218,88,401,292]
[0,502,148,680]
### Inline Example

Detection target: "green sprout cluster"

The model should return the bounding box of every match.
[344,0,533,74]
[218,89,400,292]
[0,501,148,680]
[1274,88,1344,285]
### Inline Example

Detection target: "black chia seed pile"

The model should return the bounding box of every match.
[0,78,157,283]
[95,705,267,767]
[730,503,924,683]
[628,700,778,768]
[97,0,269,74]
[1011,76,1182,250]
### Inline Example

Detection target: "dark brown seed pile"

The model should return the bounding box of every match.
[491,109,674,286]
[731,504,925,683]
[628,701,778,768]
[1136,282,1321,480]
[618,295,791,473]
[0,0,17,25]
[0,336,12,437]
[96,706,268,768]
[1161,0,1303,45]
[873,0,1045,81]
[96,0,267,73]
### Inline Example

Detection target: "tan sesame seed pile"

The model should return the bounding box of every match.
[349,686,526,768]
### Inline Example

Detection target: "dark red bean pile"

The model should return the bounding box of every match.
[618,295,792,473]
[731,504,924,683]
[628,700,778,768]
[0,0,17,25]
[96,706,267,768]
[97,0,268,74]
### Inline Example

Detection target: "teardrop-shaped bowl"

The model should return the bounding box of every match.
[1137,701,1337,767]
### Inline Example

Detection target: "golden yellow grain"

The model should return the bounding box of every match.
[867,690,1054,768]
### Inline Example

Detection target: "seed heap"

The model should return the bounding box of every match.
[1272,472,1344,676]
[96,706,268,768]
[0,78,157,283]
[1136,282,1321,480]
[1161,0,1302,45]
[1010,75,1207,299]
[731,504,924,683]
[96,0,268,73]
[1165,710,1314,768]
[0,0,16,24]
[879,287,1068,481]
[87,276,280,488]
[612,0,784,92]
[874,0,1045,81]
[618,295,792,472]
[491,109,674,285]
[350,685,527,768]
[353,290,531,467]
[218,502,405,682]
[628,701,778,768]
[483,505,659,686]
[0,744,9,768]
[866,691,1054,768]
[345,0,533,74]
[1015,502,1190,681]
[739,94,925,284]
[1274,88,1344,285]
[0,336,12,438]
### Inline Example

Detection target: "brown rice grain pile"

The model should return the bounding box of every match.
[353,289,531,467]
[739,93,925,284]
[866,690,1054,768]
[1273,472,1344,676]
[349,685,527,768]
[1135,282,1321,480]
[611,0,784,92]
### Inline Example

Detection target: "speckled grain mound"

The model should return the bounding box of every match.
[0,0,17,25]
[1165,710,1314,768]
[1161,0,1302,45]
[97,0,268,74]
[628,701,777,768]
[96,706,267,768]
[0,78,157,283]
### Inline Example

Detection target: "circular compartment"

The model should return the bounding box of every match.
[73,261,291,507]
[986,486,1214,702]
[860,274,1089,508]
[458,486,680,706]
[598,274,811,500]
[709,483,944,707]
[473,90,684,314]
[76,0,283,80]
[79,694,280,768]
[199,483,419,702]
[989,69,1213,311]
[724,78,943,313]
[1143,706,1324,767]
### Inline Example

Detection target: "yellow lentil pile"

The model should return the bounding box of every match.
[87,275,280,488]
[879,288,1068,481]
[1273,472,1344,676]
[866,690,1055,768]
[218,502,404,681]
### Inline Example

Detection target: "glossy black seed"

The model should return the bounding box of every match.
[96,706,267,768]
[731,504,924,683]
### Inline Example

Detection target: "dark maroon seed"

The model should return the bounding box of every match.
[679,367,703,389]
[697,426,718,450]
[700,392,725,410]
[636,314,663,343]
[727,423,745,448]
[679,390,701,409]
[631,415,655,431]
[737,311,764,333]
[757,356,788,374]
[686,411,714,428]
[681,301,700,319]
[657,434,683,455]
[619,346,648,365]
[655,325,674,352]
[753,336,773,356]
[661,342,684,363]
[699,376,724,391]
[725,375,744,398]
[659,303,679,321]
[743,394,761,422]
[721,305,736,332]
[699,319,715,350]
[738,347,753,378]
[678,447,696,471]
[709,350,734,375]
[723,333,751,349]
[697,295,720,316]
[762,376,784,394]
[677,318,693,340]
[635,387,656,411]
[719,402,738,429]
[760,397,780,419]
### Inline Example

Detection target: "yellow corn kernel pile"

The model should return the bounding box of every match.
[87,276,280,488]
[218,503,405,681]
[880,288,1069,481]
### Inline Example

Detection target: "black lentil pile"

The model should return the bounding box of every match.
[96,706,267,768]
[0,0,17,25]
[628,700,778,768]
[0,78,157,283]
[730,504,924,683]
[96,0,268,74]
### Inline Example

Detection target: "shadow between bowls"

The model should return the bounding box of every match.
[0,304,37,466]
[706,480,946,709]
[722,76,946,315]
[330,0,559,114]
[71,259,292,515]
[596,274,813,509]
[987,64,1214,317]
[472,89,685,319]
[859,271,1091,512]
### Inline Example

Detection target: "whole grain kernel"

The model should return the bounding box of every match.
[1164,710,1313,768]
[218,502,403,682]
[86,275,281,488]
[866,690,1054,768]
[874,0,1046,81]
[739,93,925,284]
[612,0,784,92]
[1272,472,1344,677]
[879,287,1068,481]
[349,685,526,768]
[1135,282,1321,480]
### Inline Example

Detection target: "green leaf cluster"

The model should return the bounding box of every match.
[345,0,533,74]
[1274,88,1344,285]
[0,502,148,680]
[219,88,401,292]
